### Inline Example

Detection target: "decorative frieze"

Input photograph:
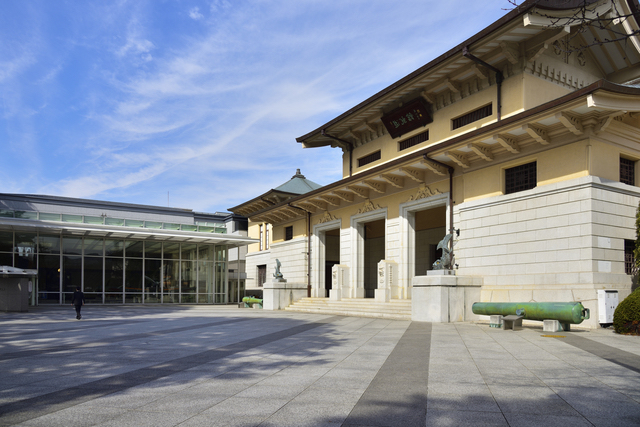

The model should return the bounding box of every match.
[408,184,442,202]
[317,210,338,224]
[357,199,383,214]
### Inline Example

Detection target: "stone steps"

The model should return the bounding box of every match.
[284,297,412,320]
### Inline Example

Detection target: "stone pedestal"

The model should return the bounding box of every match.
[411,273,482,322]
[0,266,36,312]
[263,279,307,310]
[375,260,397,303]
[330,265,350,301]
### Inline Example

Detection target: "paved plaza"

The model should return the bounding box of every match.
[0,306,639,427]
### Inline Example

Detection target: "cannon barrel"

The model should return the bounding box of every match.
[242,296,263,304]
[472,302,590,324]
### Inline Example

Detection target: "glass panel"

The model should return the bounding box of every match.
[198,226,215,233]
[62,214,83,223]
[215,262,226,300]
[105,218,125,226]
[84,293,102,304]
[105,258,123,293]
[38,293,60,304]
[0,231,13,252]
[181,261,196,294]
[14,252,36,269]
[62,237,83,255]
[63,256,82,293]
[125,259,143,293]
[145,221,162,229]
[198,261,213,294]
[105,239,124,257]
[181,225,197,232]
[163,260,179,296]
[199,245,214,261]
[163,243,180,260]
[105,293,122,304]
[15,233,36,253]
[215,246,227,262]
[125,240,143,258]
[145,259,162,303]
[0,209,14,218]
[181,294,196,303]
[84,238,104,257]
[38,254,60,292]
[39,213,60,221]
[198,294,213,303]
[163,223,181,230]
[15,211,38,219]
[145,241,162,259]
[182,244,197,260]
[84,257,103,292]
[38,234,60,254]
[215,227,226,234]
[84,216,104,225]
[0,252,13,266]
[125,219,144,228]
[125,294,143,303]
[215,294,225,304]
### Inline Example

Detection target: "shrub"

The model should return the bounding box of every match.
[613,289,640,335]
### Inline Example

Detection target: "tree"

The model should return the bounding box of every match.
[507,0,640,52]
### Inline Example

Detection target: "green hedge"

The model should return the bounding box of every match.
[613,288,640,335]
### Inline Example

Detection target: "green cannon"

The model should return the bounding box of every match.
[242,296,263,309]
[472,302,590,326]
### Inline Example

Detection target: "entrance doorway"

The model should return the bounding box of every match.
[324,228,340,297]
[364,219,385,298]
[415,206,446,275]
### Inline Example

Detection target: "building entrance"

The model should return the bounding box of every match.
[415,206,447,275]
[323,228,340,297]
[364,219,385,298]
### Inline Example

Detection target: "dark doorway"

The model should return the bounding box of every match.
[324,228,340,297]
[415,206,446,275]
[364,219,385,298]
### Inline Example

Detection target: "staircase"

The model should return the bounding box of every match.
[284,298,412,321]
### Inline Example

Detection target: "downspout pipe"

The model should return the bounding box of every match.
[321,129,354,177]
[462,46,503,121]
[423,155,456,258]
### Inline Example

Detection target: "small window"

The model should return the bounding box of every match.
[452,104,492,130]
[620,157,635,186]
[259,224,263,251]
[625,239,636,275]
[257,265,266,287]
[285,226,293,241]
[358,150,381,167]
[399,130,429,151]
[265,224,269,250]
[505,162,537,194]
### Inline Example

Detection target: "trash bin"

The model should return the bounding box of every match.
[0,266,37,312]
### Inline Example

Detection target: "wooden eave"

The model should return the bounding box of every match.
[297,0,640,150]
[252,80,640,222]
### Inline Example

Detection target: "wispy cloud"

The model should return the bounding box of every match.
[0,0,510,211]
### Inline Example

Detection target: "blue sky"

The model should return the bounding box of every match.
[1,0,511,213]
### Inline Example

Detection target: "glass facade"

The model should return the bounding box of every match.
[0,231,229,305]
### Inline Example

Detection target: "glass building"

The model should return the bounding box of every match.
[0,194,254,306]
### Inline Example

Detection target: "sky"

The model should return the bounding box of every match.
[1,0,513,214]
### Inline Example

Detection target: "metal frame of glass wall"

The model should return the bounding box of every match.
[0,230,228,304]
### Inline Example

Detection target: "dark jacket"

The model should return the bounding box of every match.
[71,290,85,306]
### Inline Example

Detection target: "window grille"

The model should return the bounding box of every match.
[620,157,635,186]
[505,162,537,194]
[452,104,492,130]
[399,130,429,151]
[257,265,266,287]
[358,150,381,167]
[625,239,637,275]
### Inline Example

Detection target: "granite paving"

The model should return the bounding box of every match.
[0,306,639,426]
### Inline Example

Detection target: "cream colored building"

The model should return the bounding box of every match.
[231,0,640,327]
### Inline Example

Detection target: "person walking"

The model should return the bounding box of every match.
[71,287,85,320]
